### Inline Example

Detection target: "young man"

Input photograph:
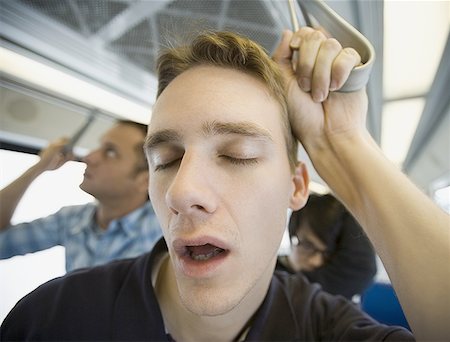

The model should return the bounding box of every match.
[0,120,161,271]
[1,29,449,340]
[277,193,377,299]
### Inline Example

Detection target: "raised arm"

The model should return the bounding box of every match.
[273,28,450,339]
[0,138,72,230]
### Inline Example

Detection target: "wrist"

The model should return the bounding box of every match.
[29,161,48,176]
[305,128,371,167]
[304,129,376,208]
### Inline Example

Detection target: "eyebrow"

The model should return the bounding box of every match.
[144,129,182,151]
[144,120,273,152]
[202,121,273,141]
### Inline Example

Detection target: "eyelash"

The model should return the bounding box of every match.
[154,159,180,172]
[220,155,259,166]
[154,155,258,172]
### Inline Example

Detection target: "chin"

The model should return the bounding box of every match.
[301,265,316,272]
[79,180,88,191]
[178,284,243,317]
[79,184,87,194]
[79,183,95,197]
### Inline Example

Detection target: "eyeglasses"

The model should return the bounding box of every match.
[291,234,329,259]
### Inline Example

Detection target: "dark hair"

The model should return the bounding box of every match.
[155,30,298,171]
[288,193,346,254]
[117,120,148,174]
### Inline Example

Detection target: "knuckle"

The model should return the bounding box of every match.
[343,47,361,61]
[323,38,342,52]
[331,60,350,80]
[299,26,315,35]
[309,30,326,42]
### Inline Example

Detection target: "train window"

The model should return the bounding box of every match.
[433,185,450,214]
[0,148,93,323]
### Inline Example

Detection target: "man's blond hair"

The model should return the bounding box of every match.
[156,31,298,170]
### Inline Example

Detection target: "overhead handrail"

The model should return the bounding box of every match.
[62,109,97,155]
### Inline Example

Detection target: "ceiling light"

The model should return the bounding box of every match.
[381,98,424,167]
[0,47,152,124]
[383,1,450,99]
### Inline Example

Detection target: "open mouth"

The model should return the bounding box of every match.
[186,244,226,261]
[173,238,230,277]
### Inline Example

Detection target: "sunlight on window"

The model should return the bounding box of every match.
[0,149,93,323]
[434,185,450,214]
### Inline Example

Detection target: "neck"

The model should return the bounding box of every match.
[156,256,273,342]
[95,197,146,229]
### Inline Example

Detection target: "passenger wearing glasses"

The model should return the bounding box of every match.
[277,193,377,299]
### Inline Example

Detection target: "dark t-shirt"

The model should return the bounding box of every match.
[1,238,413,341]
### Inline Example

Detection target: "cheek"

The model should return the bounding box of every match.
[254,188,289,242]
[105,162,132,177]
[293,247,304,262]
[149,174,170,227]
[230,168,292,255]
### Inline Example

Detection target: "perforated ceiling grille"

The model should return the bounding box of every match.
[16,0,279,75]
[19,0,128,36]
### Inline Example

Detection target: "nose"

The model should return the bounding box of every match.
[308,253,324,269]
[82,149,100,165]
[166,152,218,217]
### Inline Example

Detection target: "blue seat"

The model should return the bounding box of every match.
[360,282,411,330]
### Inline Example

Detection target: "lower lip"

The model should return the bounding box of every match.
[177,251,229,278]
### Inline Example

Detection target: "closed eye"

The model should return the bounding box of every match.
[220,155,259,166]
[154,158,181,172]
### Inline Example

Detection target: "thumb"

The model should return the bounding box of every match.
[272,30,295,75]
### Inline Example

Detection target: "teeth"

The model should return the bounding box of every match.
[189,247,223,261]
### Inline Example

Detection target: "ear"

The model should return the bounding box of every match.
[289,162,309,211]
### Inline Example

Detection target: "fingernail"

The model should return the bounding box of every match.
[313,90,325,103]
[300,77,310,92]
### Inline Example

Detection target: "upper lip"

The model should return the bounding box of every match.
[173,236,230,256]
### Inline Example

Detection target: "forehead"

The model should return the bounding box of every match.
[150,66,284,139]
[298,224,327,250]
[102,124,144,146]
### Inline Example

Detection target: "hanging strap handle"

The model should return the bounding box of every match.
[287,0,375,92]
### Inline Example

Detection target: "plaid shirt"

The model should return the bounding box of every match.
[0,201,161,272]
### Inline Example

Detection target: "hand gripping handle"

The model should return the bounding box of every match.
[288,0,375,92]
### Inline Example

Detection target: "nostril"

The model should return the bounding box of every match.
[192,204,205,211]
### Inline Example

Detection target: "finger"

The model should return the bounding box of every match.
[272,30,295,75]
[296,29,327,92]
[54,137,69,144]
[62,151,75,162]
[311,38,342,102]
[289,28,313,73]
[316,25,332,39]
[330,47,361,91]
[49,137,70,152]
